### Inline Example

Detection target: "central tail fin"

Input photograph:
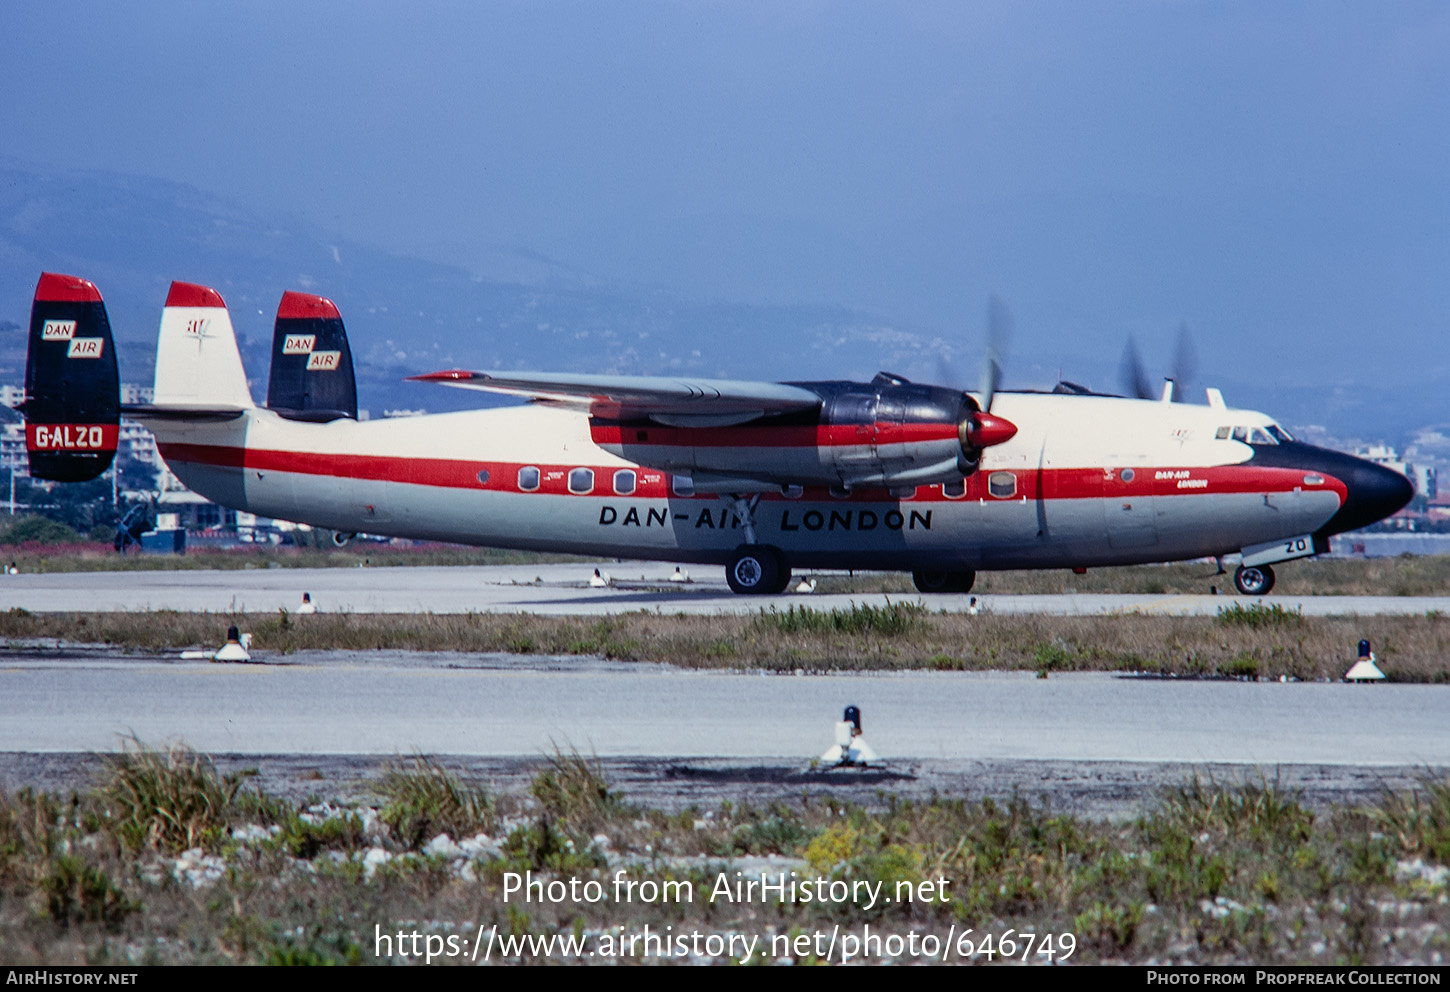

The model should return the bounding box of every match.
[151,282,255,411]
[24,273,120,482]
[266,291,357,422]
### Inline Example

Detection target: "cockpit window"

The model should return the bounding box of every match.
[1248,427,1276,446]
[1267,425,1294,443]
[1216,427,1231,439]
[1231,426,1249,443]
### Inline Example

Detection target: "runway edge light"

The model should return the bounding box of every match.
[819,704,881,767]
[1343,639,1386,682]
[213,625,251,663]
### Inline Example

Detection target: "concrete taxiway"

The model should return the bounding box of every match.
[1,563,1446,616]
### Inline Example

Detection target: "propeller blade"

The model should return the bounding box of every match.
[1119,335,1155,400]
[1170,322,1198,402]
[980,295,1013,412]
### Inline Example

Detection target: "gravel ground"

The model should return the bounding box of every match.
[1,751,1438,819]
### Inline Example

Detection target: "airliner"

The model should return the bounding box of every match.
[23,272,1412,595]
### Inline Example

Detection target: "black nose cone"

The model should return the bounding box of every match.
[1321,458,1415,535]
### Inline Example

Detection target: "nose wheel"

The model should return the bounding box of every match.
[727,545,792,595]
[1233,564,1275,596]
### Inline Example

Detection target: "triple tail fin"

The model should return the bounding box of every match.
[24,273,120,482]
[265,291,357,422]
[142,282,255,417]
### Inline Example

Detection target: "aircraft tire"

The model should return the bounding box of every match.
[766,546,792,594]
[727,545,780,595]
[1233,564,1275,596]
[912,570,976,594]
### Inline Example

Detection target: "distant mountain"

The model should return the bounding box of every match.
[0,162,940,417]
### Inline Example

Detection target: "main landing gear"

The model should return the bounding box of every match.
[911,570,977,594]
[727,544,793,595]
[722,493,792,595]
[1233,563,1275,596]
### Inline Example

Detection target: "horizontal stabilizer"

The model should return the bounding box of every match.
[25,273,120,481]
[122,403,248,422]
[408,369,821,422]
[266,291,357,422]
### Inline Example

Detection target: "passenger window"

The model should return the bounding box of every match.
[476,468,490,486]
[672,475,695,497]
[518,466,540,492]
[942,479,966,499]
[781,484,803,499]
[568,468,594,494]
[613,469,637,496]
[988,471,1016,498]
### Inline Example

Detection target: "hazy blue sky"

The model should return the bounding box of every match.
[3,1,1447,396]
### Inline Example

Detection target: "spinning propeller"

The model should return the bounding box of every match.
[936,295,1018,461]
[1119,323,1198,401]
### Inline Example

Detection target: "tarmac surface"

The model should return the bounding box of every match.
[2,564,1446,817]
[0,649,1445,816]
[2,562,1447,616]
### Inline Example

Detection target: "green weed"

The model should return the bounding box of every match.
[1215,603,1305,629]
[378,755,494,849]
[97,739,254,853]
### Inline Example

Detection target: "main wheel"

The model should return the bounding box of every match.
[1233,563,1275,596]
[766,547,793,594]
[911,570,976,594]
[727,545,781,595]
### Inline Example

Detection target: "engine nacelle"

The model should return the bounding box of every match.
[590,374,1017,492]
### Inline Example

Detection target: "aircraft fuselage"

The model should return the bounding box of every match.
[143,390,1401,572]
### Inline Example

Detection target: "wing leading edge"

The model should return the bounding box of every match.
[407,369,822,427]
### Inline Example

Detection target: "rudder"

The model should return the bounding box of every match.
[24,273,119,482]
[266,290,357,422]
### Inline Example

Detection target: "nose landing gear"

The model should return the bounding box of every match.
[1233,563,1275,596]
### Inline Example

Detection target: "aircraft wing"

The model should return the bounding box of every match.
[407,369,821,426]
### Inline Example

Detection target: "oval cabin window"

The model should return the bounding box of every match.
[568,468,594,494]
[613,469,637,496]
[518,466,540,492]
[942,479,966,499]
[476,468,490,486]
[672,475,695,497]
[988,472,1016,498]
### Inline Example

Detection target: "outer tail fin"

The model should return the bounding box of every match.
[266,291,357,422]
[150,282,255,411]
[24,273,120,482]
